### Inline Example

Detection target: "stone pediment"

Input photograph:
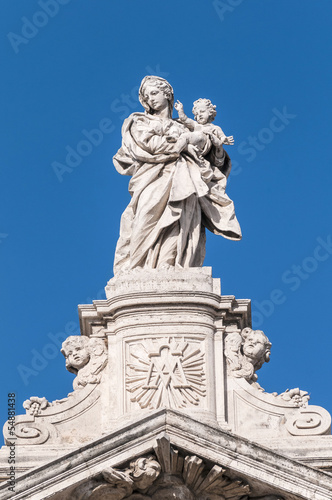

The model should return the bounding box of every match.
[1,409,331,500]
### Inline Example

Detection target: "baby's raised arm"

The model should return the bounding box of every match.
[210,125,234,146]
[174,100,196,131]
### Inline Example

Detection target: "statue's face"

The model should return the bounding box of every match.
[65,343,90,369]
[242,332,266,361]
[143,84,169,112]
[194,103,211,124]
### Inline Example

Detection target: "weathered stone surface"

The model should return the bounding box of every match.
[2,336,109,449]
[71,443,251,500]
[1,268,330,481]
[1,411,332,500]
[81,267,252,429]
[175,97,235,149]
[105,266,221,297]
[225,327,272,382]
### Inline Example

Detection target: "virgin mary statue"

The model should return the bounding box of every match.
[113,76,241,274]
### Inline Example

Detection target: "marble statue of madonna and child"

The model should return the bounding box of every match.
[113,75,241,274]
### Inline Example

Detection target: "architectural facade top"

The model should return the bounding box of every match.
[3,268,330,455]
[0,77,331,499]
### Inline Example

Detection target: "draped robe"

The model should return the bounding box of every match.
[113,112,241,274]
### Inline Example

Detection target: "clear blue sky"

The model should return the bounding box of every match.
[1,0,332,442]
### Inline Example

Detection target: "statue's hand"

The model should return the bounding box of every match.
[172,135,189,154]
[224,135,234,145]
[174,100,184,112]
[187,144,200,157]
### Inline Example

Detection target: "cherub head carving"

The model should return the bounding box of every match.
[225,328,271,382]
[61,336,107,390]
[61,336,90,373]
[241,327,271,371]
[192,98,217,124]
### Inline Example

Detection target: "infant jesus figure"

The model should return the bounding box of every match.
[174,98,234,164]
[175,98,234,147]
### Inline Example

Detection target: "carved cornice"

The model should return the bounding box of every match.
[1,410,332,500]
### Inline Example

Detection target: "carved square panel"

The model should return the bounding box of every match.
[125,336,207,411]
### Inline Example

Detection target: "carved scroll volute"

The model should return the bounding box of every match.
[286,405,331,436]
[2,336,108,447]
[3,415,57,445]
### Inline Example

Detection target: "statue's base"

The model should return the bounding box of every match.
[81,267,251,430]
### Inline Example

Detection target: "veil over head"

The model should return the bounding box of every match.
[139,75,174,116]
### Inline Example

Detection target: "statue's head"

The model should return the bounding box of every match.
[61,336,90,373]
[61,336,108,389]
[139,75,174,116]
[241,327,271,370]
[192,98,217,124]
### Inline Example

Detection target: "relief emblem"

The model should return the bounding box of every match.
[126,337,206,409]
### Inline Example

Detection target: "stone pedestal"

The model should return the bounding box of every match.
[79,267,251,430]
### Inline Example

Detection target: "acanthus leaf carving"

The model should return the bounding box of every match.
[71,438,253,500]
[72,456,161,500]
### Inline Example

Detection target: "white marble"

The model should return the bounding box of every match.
[1,411,332,499]
[1,268,329,458]
[113,76,241,275]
